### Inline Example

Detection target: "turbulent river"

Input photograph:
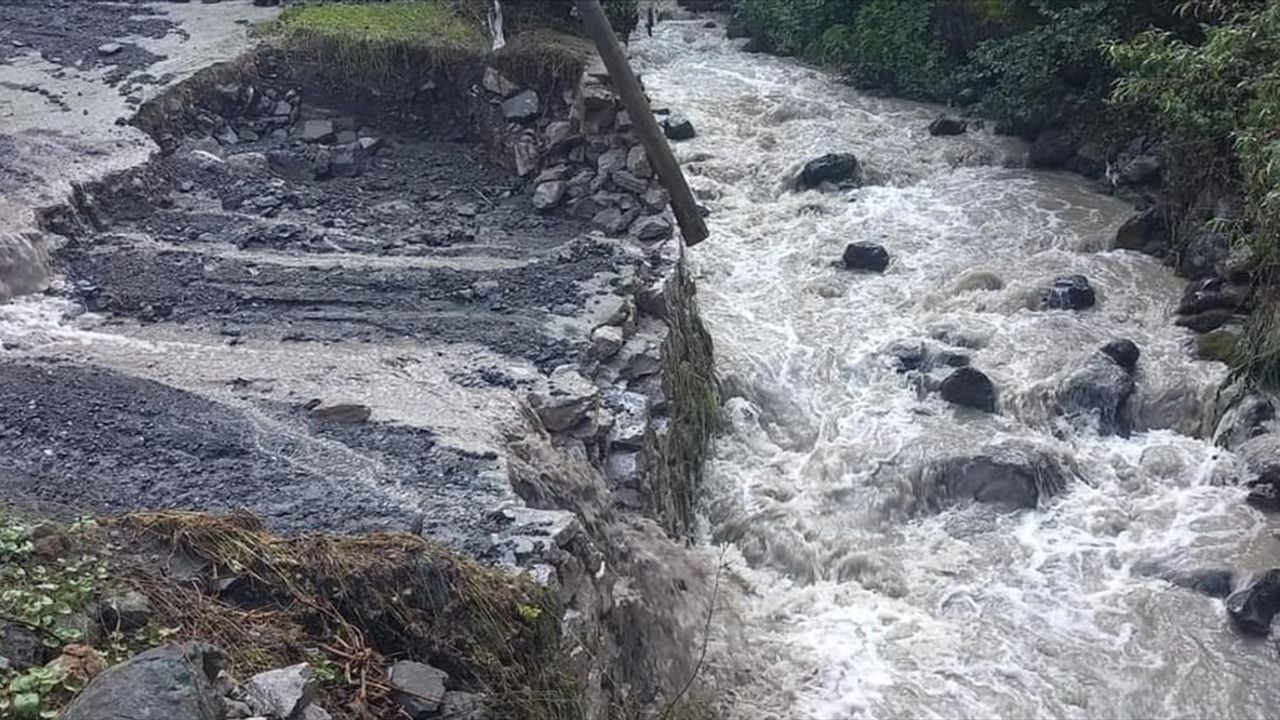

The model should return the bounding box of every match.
[636,19,1280,720]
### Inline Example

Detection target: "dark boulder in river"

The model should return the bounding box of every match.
[919,442,1072,511]
[1038,274,1096,311]
[1099,338,1140,373]
[1227,569,1280,636]
[843,242,889,272]
[662,114,696,141]
[1056,343,1138,437]
[939,367,997,413]
[796,153,859,191]
[928,116,967,136]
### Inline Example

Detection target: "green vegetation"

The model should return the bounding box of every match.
[262,0,486,76]
[0,515,122,719]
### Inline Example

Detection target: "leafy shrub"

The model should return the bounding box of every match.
[962,1,1119,133]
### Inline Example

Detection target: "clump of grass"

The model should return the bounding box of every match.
[652,262,721,538]
[120,511,581,720]
[1231,297,1280,390]
[263,1,486,78]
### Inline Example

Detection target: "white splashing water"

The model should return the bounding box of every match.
[636,21,1280,719]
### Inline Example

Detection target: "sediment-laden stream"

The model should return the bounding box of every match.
[637,19,1280,720]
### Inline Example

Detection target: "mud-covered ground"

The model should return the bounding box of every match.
[0,361,504,544]
[3,86,637,547]
[0,0,177,84]
[62,135,615,367]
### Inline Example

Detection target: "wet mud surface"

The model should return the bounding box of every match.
[4,86,634,545]
[61,138,615,367]
[0,0,177,84]
[0,360,502,546]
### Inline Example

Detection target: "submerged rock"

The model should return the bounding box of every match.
[928,116,967,136]
[939,367,997,413]
[920,441,1072,511]
[1038,274,1096,311]
[1227,569,1280,636]
[1246,484,1280,512]
[842,241,889,272]
[62,643,226,720]
[796,153,859,191]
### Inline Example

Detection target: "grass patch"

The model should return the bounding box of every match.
[1231,298,1280,391]
[262,1,486,77]
[120,511,581,720]
[653,262,721,539]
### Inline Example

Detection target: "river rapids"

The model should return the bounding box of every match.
[636,18,1280,720]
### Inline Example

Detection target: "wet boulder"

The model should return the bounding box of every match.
[1246,484,1280,513]
[1227,569,1280,636]
[1179,231,1230,280]
[1038,275,1096,311]
[1237,433,1280,485]
[1114,205,1174,257]
[1029,128,1074,168]
[1100,338,1140,373]
[726,14,751,38]
[796,153,860,191]
[842,242,889,272]
[662,114,696,141]
[62,643,226,720]
[1056,344,1138,437]
[1170,568,1235,598]
[939,367,997,413]
[919,442,1072,511]
[1175,308,1233,333]
[928,116,967,136]
[1177,277,1251,315]
[1134,562,1234,598]
[1212,388,1274,450]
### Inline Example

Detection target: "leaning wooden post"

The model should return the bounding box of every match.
[574,0,709,246]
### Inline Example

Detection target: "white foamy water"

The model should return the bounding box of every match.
[636,20,1280,719]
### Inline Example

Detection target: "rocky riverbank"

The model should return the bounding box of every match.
[1,3,720,718]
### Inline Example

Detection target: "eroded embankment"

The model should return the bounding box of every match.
[1,24,720,720]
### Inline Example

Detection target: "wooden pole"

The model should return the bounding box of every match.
[574,0,709,246]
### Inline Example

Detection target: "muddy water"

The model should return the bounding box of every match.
[636,21,1280,720]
